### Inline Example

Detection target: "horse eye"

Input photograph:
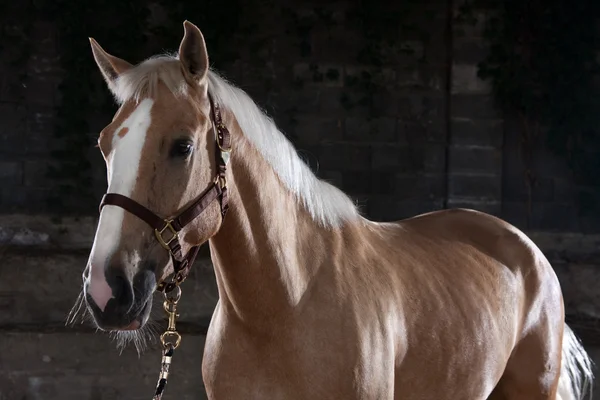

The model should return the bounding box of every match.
[170,140,193,158]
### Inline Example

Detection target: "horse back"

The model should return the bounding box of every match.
[389,207,564,334]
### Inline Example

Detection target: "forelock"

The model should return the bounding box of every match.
[111,55,188,104]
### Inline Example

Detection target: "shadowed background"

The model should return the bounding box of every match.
[1,0,599,398]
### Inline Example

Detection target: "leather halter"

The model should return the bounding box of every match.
[99,93,231,294]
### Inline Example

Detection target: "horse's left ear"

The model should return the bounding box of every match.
[179,20,209,83]
[89,38,133,88]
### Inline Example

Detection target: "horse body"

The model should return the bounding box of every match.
[202,122,566,399]
[82,21,593,399]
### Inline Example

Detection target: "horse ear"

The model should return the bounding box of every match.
[178,20,209,83]
[89,38,133,86]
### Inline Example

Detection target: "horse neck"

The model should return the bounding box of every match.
[208,118,341,330]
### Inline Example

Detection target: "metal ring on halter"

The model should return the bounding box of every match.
[164,285,181,304]
[160,331,182,349]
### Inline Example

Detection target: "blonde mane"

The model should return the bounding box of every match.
[111,55,360,227]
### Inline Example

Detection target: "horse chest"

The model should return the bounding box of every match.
[202,308,393,399]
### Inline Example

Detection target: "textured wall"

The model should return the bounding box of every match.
[0,1,597,232]
[1,0,599,399]
[1,216,600,398]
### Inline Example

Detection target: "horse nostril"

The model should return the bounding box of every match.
[105,269,134,313]
[133,268,157,294]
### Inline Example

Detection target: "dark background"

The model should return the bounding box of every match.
[1,0,599,399]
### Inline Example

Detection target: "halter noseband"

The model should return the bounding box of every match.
[99,93,231,294]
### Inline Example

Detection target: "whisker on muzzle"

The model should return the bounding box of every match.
[69,287,162,356]
[66,289,90,326]
[110,319,159,356]
[109,298,163,356]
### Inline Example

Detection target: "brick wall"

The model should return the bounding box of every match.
[1,216,599,398]
[1,1,600,398]
[449,10,504,216]
[0,1,597,232]
[0,20,62,211]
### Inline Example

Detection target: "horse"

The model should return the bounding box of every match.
[79,20,594,399]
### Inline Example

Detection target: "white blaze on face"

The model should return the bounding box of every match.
[86,99,154,311]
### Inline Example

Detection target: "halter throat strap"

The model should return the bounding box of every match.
[99,93,231,293]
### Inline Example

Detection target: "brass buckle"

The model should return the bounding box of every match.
[154,219,178,251]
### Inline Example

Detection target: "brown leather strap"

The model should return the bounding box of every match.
[159,245,201,293]
[100,193,165,230]
[172,183,223,229]
[210,95,232,152]
[210,94,230,219]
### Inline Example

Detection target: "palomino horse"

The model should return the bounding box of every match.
[80,21,594,399]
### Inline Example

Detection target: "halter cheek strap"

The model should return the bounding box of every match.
[99,93,231,294]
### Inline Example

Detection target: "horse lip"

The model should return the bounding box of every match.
[117,297,152,331]
[84,291,152,331]
[122,319,141,330]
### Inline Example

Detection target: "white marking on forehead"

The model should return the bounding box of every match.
[108,98,154,195]
[86,98,154,311]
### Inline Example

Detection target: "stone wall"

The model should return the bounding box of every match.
[1,215,600,398]
[449,9,504,216]
[0,1,597,232]
[1,0,600,398]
